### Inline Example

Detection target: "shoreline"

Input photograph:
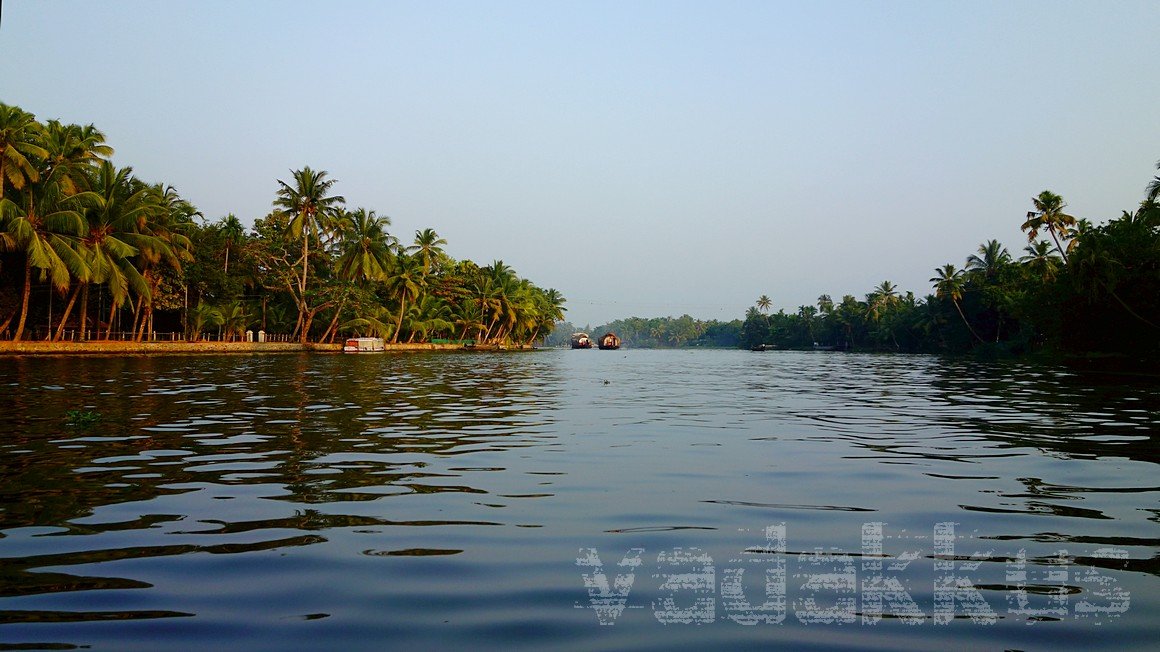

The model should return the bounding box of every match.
[0,341,525,356]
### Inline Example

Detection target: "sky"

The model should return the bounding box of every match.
[2,1,1157,327]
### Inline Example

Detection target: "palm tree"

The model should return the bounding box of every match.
[866,281,899,321]
[218,213,245,274]
[966,239,1011,278]
[40,120,112,195]
[273,166,344,342]
[756,295,772,313]
[1019,240,1061,282]
[1021,190,1076,263]
[408,228,448,276]
[71,161,152,339]
[336,208,395,282]
[930,264,984,343]
[1146,159,1159,203]
[386,252,423,343]
[817,294,833,314]
[0,104,47,201]
[0,184,86,340]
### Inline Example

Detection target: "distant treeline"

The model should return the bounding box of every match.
[0,103,564,344]
[548,315,743,348]
[556,161,1160,361]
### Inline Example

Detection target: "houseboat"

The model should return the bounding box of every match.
[571,332,593,349]
[598,332,621,350]
[344,337,386,353]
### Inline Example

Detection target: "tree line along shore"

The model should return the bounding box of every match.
[0,103,566,348]
[554,161,1160,363]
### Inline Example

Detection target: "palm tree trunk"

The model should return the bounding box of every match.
[13,260,33,341]
[1048,227,1069,264]
[106,302,117,340]
[320,295,348,344]
[392,295,408,344]
[78,285,90,341]
[54,285,81,341]
[954,299,985,343]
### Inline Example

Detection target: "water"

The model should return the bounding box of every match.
[0,350,1156,650]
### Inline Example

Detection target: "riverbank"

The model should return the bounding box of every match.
[0,341,516,355]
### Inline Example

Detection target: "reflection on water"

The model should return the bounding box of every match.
[0,350,1156,650]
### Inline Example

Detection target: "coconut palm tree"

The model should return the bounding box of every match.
[1146,159,1159,203]
[408,228,448,277]
[756,295,772,313]
[273,166,344,342]
[0,183,87,340]
[386,252,423,343]
[1021,190,1075,263]
[0,104,47,201]
[1019,240,1062,282]
[218,213,245,274]
[966,239,1011,278]
[71,161,152,339]
[336,208,395,282]
[817,294,833,314]
[40,120,112,195]
[930,264,984,343]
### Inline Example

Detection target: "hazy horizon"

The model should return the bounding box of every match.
[3,1,1157,326]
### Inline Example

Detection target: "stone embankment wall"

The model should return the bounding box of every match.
[0,341,510,355]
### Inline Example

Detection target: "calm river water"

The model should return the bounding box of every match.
[0,350,1156,650]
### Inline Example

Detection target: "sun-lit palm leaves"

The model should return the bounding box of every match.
[0,104,48,201]
[71,161,154,338]
[336,208,395,282]
[756,295,771,313]
[0,185,87,340]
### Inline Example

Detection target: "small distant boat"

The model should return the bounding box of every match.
[571,332,593,349]
[344,337,385,353]
[598,332,621,350]
[751,344,775,351]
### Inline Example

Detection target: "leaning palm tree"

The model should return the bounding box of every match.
[1021,190,1075,263]
[756,295,772,313]
[273,166,344,342]
[930,264,984,343]
[0,103,47,201]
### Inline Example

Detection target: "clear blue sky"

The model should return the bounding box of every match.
[3,1,1157,327]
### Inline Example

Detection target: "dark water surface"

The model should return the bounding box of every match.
[0,350,1156,650]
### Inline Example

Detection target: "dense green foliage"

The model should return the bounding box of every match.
[553,162,1160,363]
[734,172,1160,360]
[0,104,565,344]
